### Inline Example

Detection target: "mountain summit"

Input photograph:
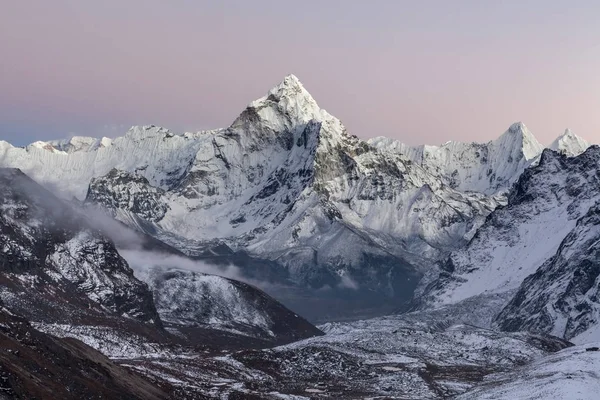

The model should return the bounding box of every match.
[498,121,544,161]
[255,74,318,112]
[549,128,590,156]
[232,74,322,135]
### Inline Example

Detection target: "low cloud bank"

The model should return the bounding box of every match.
[118,248,245,282]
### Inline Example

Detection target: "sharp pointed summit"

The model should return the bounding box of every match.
[496,122,543,161]
[268,74,312,101]
[231,74,322,133]
[253,74,318,110]
[549,128,590,157]
[506,121,528,133]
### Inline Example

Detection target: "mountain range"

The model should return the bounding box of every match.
[0,74,599,398]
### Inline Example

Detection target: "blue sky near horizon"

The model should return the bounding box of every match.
[2,0,600,146]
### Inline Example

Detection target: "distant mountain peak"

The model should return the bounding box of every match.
[49,136,114,153]
[496,121,543,161]
[549,128,590,157]
[265,74,317,111]
[504,121,536,143]
[26,140,59,152]
[507,121,528,134]
[554,128,579,142]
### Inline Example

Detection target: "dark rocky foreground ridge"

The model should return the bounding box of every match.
[0,302,170,400]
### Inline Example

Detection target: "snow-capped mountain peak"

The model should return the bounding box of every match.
[495,121,543,161]
[236,74,322,134]
[262,73,315,107]
[549,128,590,156]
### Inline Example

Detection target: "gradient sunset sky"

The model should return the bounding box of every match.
[2,0,599,146]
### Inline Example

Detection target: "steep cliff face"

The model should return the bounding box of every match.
[419,148,600,306]
[495,203,600,343]
[86,169,170,222]
[417,147,600,342]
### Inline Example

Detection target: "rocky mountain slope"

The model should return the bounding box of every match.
[0,168,167,350]
[0,301,170,400]
[418,147,600,342]
[496,202,600,343]
[128,260,323,346]
[0,167,321,356]
[456,343,600,400]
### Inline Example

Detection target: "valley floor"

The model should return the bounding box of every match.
[112,311,597,399]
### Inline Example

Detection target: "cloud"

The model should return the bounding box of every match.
[118,249,245,281]
[18,170,360,296]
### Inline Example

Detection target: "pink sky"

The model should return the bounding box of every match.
[1,1,599,146]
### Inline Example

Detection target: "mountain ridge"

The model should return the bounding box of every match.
[417,146,600,342]
[0,167,322,354]
[1,74,600,398]
[0,75,595,322]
